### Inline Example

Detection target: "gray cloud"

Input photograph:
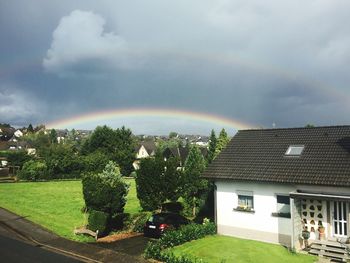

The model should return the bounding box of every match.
[43,10,129,76]
[0,84,45,125]
[1,1,350,133]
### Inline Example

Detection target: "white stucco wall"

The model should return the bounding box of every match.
[216,180,295,241]
[215,180,350,246]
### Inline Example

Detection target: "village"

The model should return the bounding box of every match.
[1,121,350,262]
[2,1,350,263]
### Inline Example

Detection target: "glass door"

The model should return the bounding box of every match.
[332,201,348,237]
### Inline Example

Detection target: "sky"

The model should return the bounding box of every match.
[1,1,350,135]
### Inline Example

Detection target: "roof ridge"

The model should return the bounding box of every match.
[241,125,350,132]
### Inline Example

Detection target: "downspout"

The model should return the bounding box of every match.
[214,182,217,226]
[290,197,295,249]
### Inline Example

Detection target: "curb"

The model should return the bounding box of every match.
[0,219,102,263]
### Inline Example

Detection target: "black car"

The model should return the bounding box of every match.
[143,212,189,237]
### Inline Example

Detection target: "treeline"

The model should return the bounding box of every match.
[6,125,135,181]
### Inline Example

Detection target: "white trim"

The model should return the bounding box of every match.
[290,191,350,201]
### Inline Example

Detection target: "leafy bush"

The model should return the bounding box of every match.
[44,144,82,179]
[81,151,109,174]
[144,222,216,262]
[1,150,33,168]
[129,212,152,232]
[18,160,48,181]
[82,161,129,216]
[162,202,184,214]
[88,209,109,234]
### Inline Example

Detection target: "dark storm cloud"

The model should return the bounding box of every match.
[1,1,350,133]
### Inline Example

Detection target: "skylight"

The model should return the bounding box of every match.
[285,145,304,156]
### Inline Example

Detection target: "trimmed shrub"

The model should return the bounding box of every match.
[82,162,129,216]
[82,162,129,234]
[158,222,216,248]
[88,209,109,234]
[144,222,216,261]
[18,160,48,181]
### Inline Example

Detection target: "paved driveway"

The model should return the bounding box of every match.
[94,236,150,257]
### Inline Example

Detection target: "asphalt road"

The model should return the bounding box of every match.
[0,223,81,263]
[0,208,148,263]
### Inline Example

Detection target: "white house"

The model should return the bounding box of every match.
[14,129,23,138]
[133,141,157,170]
[203,126,350,257]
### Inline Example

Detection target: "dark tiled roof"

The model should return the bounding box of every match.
[203,126,350,187]
[135,141,157,154]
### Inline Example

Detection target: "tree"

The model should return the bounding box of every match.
[44,143,81,179]
[81,125,135,176]
[162,157,182,202]
[81,125,115,155]
[114,126,136,176]
[4,150,32,168]
[169,131,178,139]
[136,154,182,211]
[136,155,166,211]
[207,129,217,164]
[305,124,315,128]
[27,124,34,133]
[182,145,208,217]
[49,129,58,144]
[157,137,182,152]
[22,131,51,155]
[81,151,109,174]
[82,161,129,233]
[215,128,230,156]
[82,161,129,216]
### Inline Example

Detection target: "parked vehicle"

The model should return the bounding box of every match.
[143,212,190,237]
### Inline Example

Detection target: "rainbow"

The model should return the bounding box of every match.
[46,108,254,131]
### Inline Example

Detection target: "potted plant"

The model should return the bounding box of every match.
[318,223,325,240]
[318,224,325,234]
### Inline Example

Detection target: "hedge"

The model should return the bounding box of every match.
[144,221,216,262]
[88,209,109,234]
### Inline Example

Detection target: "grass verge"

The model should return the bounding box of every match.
[170,235,316,263]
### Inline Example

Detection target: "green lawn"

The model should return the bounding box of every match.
[0,178,140,241]
[171,235,316,263]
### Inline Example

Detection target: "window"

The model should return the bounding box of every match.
[237,191,254,211]
[285,145,304,156]
[272,195,291,218]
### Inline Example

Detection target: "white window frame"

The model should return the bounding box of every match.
[285,145,304,156]
[273,194,291,218]
[237,190,254,211]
